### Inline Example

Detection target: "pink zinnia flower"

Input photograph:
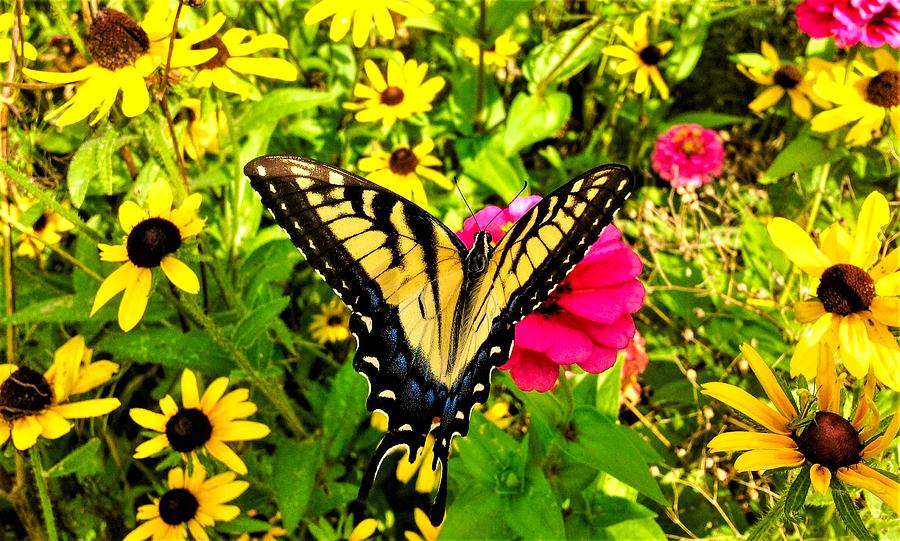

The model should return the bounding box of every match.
[650,124,725,189]
[796,0,900,48]
[456,198,645,392]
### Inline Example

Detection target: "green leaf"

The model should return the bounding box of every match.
[233,296,291,348]
[216,517,274,535]
[523,18,605,89]
[746,498,786,541]
[762,133,844,184]
[96,328,231,375]
[273,439,323,533]
[784,464,811,522]
[831,479,877,541]
[234,88,336,136]
[322,362,368,459]
[442,481,517,539]
[459,141,527,202]
[67,127,122,208]
[505,465,566,540]
[485,0,537,39]
[47,438,102,478]
[730,52,771,71]
[567,407,666,506]
[2,295,89,324]
[503,92,572,156]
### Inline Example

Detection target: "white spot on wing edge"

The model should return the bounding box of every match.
[473,383,485,393]
[489,346,501,356]
[378,390,396,400]
[362,356,380,370]
[257,165,267,177]
[328,170,345,184]
[360,315,373,333]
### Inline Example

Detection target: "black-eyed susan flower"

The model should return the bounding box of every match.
[304,0,434,48]
[344,52,445,127]
[403,508,443,541]
[736,42,830,119]
[767,191,900,389]
[91,178,205,332]
[601,13,673,99]
[23,5,214,126]
[130,369,270,475]
[811,49,900,146]
[179,13,297,100]
[704,344,899,515]
[14,199,74,259]
[357,139,451,207]
[123,465,248,541]
[0,336,119,451]
[0,12,37,63]
[457,33,520,69]
[308,298,351,344]
[177,98,227,160]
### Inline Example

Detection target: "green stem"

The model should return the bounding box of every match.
[556,372,575,421]
[49,0,87,58]
[173,294,308,438]
[140,114,183,194]
[0,161,103,243]
[29,450,58,541]
[777,162,830,307]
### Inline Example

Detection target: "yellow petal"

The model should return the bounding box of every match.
[130,407,168,432]
[733,448,805,472]
[134,434,170,458]
[871,247,900,280]
[91,263,140,317]
[838,314,870,379]
[870,297,900,327]
[119,65,151,118]
[225,57,298,81]
[200,377,230,411]
[815,345,839,413]
[119,201,148,233]
[767,218,832,277]
[53,398,120,419]
[182,369,201,408]
[794,300,825,323]
[213,421,270,441]
[118,267,153,332]
[99,243,129,262]
[749,86,785,113]
[349,518,378,541]
[160,256,199,294]
[819,222,851,264]
[11,415,43,450]
[701,382,791,434]
[707,431,797,452]
[37,409,73,439]
[876,271,900,296]
[790,326,820,379]
[862,407,900,458]
[740,344,796,419]
[204,438,247,474]
[837,465,900,514]
[850,191,889,267]
[70,360,119,395]
[147,179,174,217]
[809,464,831,495]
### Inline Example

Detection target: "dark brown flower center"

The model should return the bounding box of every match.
[33,213,49,233]
[0,367,53,422]
[126,217,182,269]
[793,411,862,470]
[165,408,213,452]
[193,34,230,70]
[866,70,900,108]
[816,263,875,315]
[86,9,150,71]
[326,315,343,326]
[158,488,200,525]
[388,147,419,175]
[380,86,405,106]
[638,45,662,66]
[773,65,802,90]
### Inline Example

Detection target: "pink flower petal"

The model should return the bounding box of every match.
[502,347,559,392]
[567,247,643,287]
[577,344,619,374]
[514,315,593,364]
[571,312,636,349]
[556,280,645,324]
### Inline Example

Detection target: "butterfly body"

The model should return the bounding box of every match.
[245,156,633,524]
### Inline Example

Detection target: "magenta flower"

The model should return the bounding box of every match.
[650,124,725,189]
[456,199,645,392]
[796,0,900,48]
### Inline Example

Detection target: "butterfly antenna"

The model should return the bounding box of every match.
[484,178,529,231]
[454,176,481,230]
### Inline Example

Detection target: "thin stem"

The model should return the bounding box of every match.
[473,0,486,133]
[173,293,308,438]
[556,372,575,421]
[0,161,104,243]
[159,2,189,194]
[29,450,58,541]
[49,0,87,57]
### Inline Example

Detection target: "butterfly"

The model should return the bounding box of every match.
[245,156,634,524]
